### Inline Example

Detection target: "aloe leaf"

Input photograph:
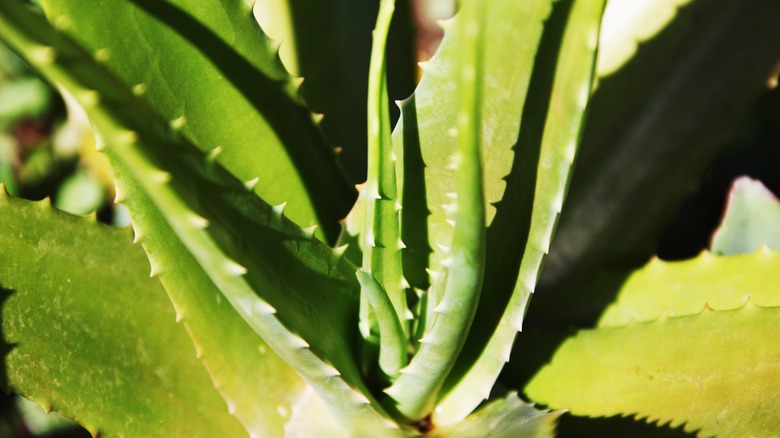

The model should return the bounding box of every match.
[435,0,605,424]
[0,190,246,437]
[526,304,780,437]
[527,249,780,436]
[382,0,488,421]
[104,139,307,435]
[362,0,409,355]
[598,249,780,327]
[710,177,780,255]
[0,2,395,431]
[40,0,356,242]
[429,393,559,438]
[538,0,780,294]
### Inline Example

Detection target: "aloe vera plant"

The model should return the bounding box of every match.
[1,0,779,436]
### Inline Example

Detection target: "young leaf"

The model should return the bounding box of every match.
[40,0,356,242]
[383,0,488,421]
[362,0,409,364]
[710,177,780,255]
[0,190,246,437]
[526,250,780,437]
[435,0,605,424]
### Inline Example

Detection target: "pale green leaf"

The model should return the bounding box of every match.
[0,190,246,437]
[711,176,780,255]
[527,250,780,437]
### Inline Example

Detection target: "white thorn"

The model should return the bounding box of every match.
[227,402,236,415]
[175,312,183,323]
[224,260,248,276]
[288,335,310,349]
[272,202,287,216]
[445,192,457,199]
[207,145,223,162]
[395,201,403,211]
[441,257,454,268]
[432,302,447,313]
[404,308,414,320]
[446,219,456,227]
[243,177,260,191]
[397,239,407,249]
[114,186,124,204]
[94,48,110,62]
[437,243,451,253]
[332,244,349,257]
[255,300,277,315]
[400,277,411,289]
[351,391,371,405]
[426,268,443,281]
[170,116,187,130]
[132,83,147,96]
[188,213,209,229]
[319,362,341,377]
[303,224,319,237]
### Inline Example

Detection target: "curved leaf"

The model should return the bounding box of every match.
[0,190,246,437]
[0,2,393,431]
[434,0,604,424]
[40,0,356,242]
[526,250,780,437]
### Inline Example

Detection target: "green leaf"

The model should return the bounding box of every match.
[435,0,605,424]
[362,0,409,365]
[538,0,780,294]
[711,177,780,255]
[598,250,780,327]
[429,393,559,438]
[526,251,780,437]
[382,0,488,421]
[0,190,246,437]
[40,0,356,242]
[0,2,392,430]
[104,143,307,436]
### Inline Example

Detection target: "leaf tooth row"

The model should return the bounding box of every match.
[433,0,606,425]
[0,4,394,431]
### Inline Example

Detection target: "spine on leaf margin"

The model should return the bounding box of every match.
[382,0,488,421]
[0,2,397,432]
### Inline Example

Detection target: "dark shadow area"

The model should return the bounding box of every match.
[555,412,696,438]
[443,0,575,391]
[0,287,15,396]
[533,0,780,324]
[127,0,356,243]
[287,0,418,184]
[397,99,431,293]
[658,86,780,259]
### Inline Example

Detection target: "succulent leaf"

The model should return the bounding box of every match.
[40,0,356,242]
[382,0,488,421]
[434,0,605,424]
[526,249,780,436]
[362,0,409,351]
[0,2,392,430]
[0,188,246,437]
[710,176,780,255]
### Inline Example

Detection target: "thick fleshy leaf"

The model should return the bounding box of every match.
[383,0,488,420]
[538,0,780,296]
[40,0,356,242]
[0,190,246,437]
[526,250,780,437]
[710,177,780,255]
[434,0,604,424]
[430,393,559,438]
[0,2,393,430]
